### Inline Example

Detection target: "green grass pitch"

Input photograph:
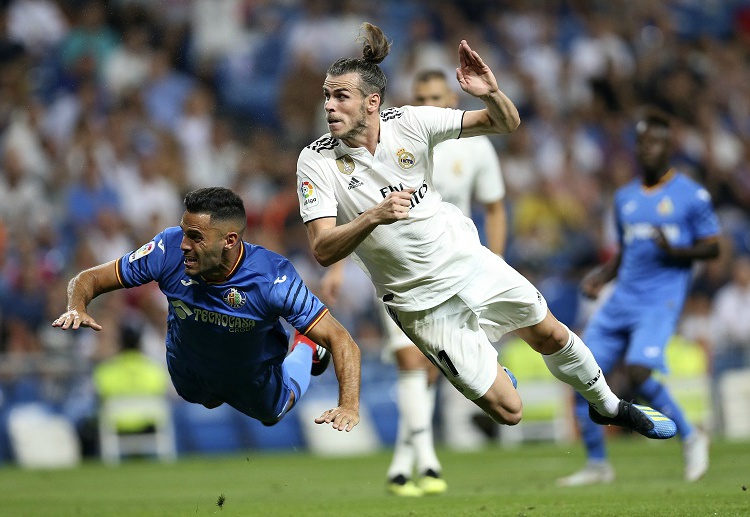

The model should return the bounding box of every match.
[0,437,747,516]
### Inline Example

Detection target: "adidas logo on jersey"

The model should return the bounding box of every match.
[347,177,364,190]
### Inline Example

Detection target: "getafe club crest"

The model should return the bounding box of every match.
[657,196,674,216]
[222,288,246,309]
[336,155,356,174]
[396,148,415,169]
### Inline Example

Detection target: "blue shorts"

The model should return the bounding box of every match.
[167,353,293,423]
[583,299,681,374]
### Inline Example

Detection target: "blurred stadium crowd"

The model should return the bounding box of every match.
[1,0,750,460]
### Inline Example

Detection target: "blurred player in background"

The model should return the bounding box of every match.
[299,21,677,489]
[557,111,720,486]
[53,187,361,433]
[320,69,508,496]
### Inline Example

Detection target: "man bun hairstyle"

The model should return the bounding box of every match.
[327,22,391,104]
[184,187,246,230]
[360,22,390,65]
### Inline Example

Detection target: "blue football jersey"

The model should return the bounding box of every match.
[115,227,328,379]
[611,170,720,307]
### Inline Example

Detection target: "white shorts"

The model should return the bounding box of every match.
[378,301,414,356]
[385,247,548,399]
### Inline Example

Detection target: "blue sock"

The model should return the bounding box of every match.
[638,377,693,439]
[283,344,314,406]
[574,392,608,461]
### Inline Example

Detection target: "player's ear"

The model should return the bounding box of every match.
[367,92,381,112]
[224,232,239,250]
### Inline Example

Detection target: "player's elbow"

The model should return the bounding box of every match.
[493,407,522,426]
[498,114,520,134]
[313,250,336,268]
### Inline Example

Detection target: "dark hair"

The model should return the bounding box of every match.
[327,22,391,103]
[184,187,246,229]
[414,69,449,84]
[119,323,142,352]
[639,106,672,131]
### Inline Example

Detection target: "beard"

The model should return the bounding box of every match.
[335,102,368,141]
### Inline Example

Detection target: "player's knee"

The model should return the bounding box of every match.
[491,404,522,426]
[475,392,523,426]
[517,316,568,355]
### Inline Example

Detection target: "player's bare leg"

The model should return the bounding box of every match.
[473,363,522,425]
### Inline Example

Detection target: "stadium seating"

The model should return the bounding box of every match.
[719,368,750,440]
[8,403,81,469]
[98,395,177,465]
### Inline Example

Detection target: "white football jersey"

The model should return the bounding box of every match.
[297,105,486,311]
[432,136,505,216]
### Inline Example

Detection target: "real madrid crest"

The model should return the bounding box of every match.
[222,288,246,309]
[396,148,415,169]
[336,155,356,174]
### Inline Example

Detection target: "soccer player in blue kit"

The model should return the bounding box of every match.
[558,111,720,486]
[53,187,361,432]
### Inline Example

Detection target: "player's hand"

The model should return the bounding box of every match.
[315,406,360,432]
[580,270,605,299]
[371,188,415,224]
[52,309,102,331]
[320,265,345,305]
[653,228,672,254]
[456,40,499,98]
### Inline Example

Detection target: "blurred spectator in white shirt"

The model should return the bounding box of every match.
[104,24,153,100]
[7,0,67,56]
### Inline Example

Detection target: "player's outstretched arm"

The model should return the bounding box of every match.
[307,312,361,432]
[52,260,123,331]
[456,40,520,137]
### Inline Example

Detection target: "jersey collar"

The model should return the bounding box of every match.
[641,168,677,193]
[202,242,245,284]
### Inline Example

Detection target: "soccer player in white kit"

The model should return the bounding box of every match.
[320,68,508,496]
[298,22,677,481]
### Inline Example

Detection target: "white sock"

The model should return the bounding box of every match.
[386,370,440,479]
[415,382,441,475]
[542,329,620,417]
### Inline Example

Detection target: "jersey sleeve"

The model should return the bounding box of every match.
[297,147,339,223]
[267,258,328,334]
[471,136,506,204]
[688,186,721,240]
[116,231,169,288]
[407,106,463,149]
